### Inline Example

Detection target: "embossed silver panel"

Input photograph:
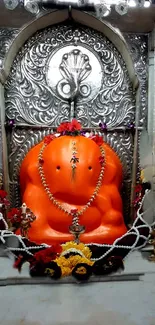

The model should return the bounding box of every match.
[0,28,19,67]
[0,125,2,177]
[124,33,148,126]
[0,29,148,127]
[5,24,135,127]
[8,128,53,207]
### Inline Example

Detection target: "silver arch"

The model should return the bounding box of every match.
[0,9,139,89]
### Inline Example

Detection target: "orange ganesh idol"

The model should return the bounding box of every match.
[19,120,127,245]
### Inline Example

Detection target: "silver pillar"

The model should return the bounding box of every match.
[0,83,9,191]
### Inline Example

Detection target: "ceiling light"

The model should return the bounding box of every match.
[95,3,111,17]
[2,0,153,16]
[144,0,151,7]
[24,0,39,13]
[3,0,19,9]
[128,0,136,7]
[135,0,145,6]
[115,2,128,14]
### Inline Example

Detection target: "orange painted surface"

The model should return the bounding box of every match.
[19,136,127,245]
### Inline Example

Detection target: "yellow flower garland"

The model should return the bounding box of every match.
[61,241,92,259]
[55,255,94,277]
[75,266,87,275]
[44,241,94,278]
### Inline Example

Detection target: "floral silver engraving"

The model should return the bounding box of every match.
[0,28,19,68]
[8,128,54,207]
[5,24,135,128]
[124,33,148,126]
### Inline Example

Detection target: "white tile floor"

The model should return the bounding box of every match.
[0,251,155,325]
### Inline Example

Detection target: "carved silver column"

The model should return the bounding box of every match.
[0,28,19,191]
[0,84,9,191]
[148,29,155,141]
[0,84,3,188]
[148,28,155,216]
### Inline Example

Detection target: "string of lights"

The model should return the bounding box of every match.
[3,0,152,19]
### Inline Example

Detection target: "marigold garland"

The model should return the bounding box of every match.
[54,255,94,277]
[61,241,92,259]
[72,263,92,281]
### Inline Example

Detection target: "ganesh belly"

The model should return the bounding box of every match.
[47,205,102,233]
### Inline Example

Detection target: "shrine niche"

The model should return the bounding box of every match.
[4,19,136,224]
[0,10,151,281]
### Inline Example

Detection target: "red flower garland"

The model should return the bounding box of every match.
[0,190,10,207]
[57,122,70,133]
[99,156,105,165]
[71,209,78,215]
[7,208,22,223]
[91,135,104,146]
[68,119,82,132]
[32,245,62,264]
[57,120,82,134]
[0,190,7,199]
[44,134,56,145]
[135,184,142,193]
[133,184,143,210]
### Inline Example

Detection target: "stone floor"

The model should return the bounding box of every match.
[0,251,155,325]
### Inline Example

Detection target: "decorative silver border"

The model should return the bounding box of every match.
[124,33,148,126]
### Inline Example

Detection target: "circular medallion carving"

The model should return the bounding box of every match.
[46,45,102,103]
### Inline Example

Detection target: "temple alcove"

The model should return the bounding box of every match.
[0,4,154,323]
[1,12,141,231]
[0,10,148,247]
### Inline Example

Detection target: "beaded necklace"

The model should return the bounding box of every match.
[38,137,105,218]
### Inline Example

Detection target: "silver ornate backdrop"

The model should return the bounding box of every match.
[0,23,148,223]
[0,28,19,68]
[124,33,148,127]
[5,24,136,127]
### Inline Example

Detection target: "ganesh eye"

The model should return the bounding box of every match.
[56,166,60,170]
[88,166,92,170]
